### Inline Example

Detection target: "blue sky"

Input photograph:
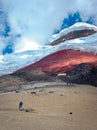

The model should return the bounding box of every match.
[0,0,97,54]
[54,12,94,34]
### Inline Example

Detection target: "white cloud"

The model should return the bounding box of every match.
[0,55,4,63]
[0,0,97,53]
[14,38,40,53]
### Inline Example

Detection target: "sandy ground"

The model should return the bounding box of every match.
[0,83,97,130]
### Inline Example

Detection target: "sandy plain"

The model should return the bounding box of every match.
[0,82,97,130]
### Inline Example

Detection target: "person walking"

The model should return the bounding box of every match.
[19,101,23,110]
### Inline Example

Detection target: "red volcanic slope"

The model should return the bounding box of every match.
[19,49,97,73]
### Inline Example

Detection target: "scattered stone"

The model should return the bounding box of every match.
[25,109,30,112]
[60,94,63,96]
[34,87,37,89]
[15,90,21,93]
[49,91,54,93]
[31,91,37,94]
[69,112,73,115]
[74,91,77,94]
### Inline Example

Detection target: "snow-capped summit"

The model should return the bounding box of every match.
[68,22,97,31]
[52,22,97,41]
[18,22,97,73]
[0,22,97,76]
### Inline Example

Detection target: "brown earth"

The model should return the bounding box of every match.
[0,83,97,130]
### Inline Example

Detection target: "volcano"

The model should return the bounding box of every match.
[18,22,97,73]
[0,22,97,76]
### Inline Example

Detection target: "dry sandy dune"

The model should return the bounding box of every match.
[0,83,97,130]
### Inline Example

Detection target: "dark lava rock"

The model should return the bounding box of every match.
[58,63,97,87]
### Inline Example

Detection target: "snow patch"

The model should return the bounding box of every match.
[50,22,97,42]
